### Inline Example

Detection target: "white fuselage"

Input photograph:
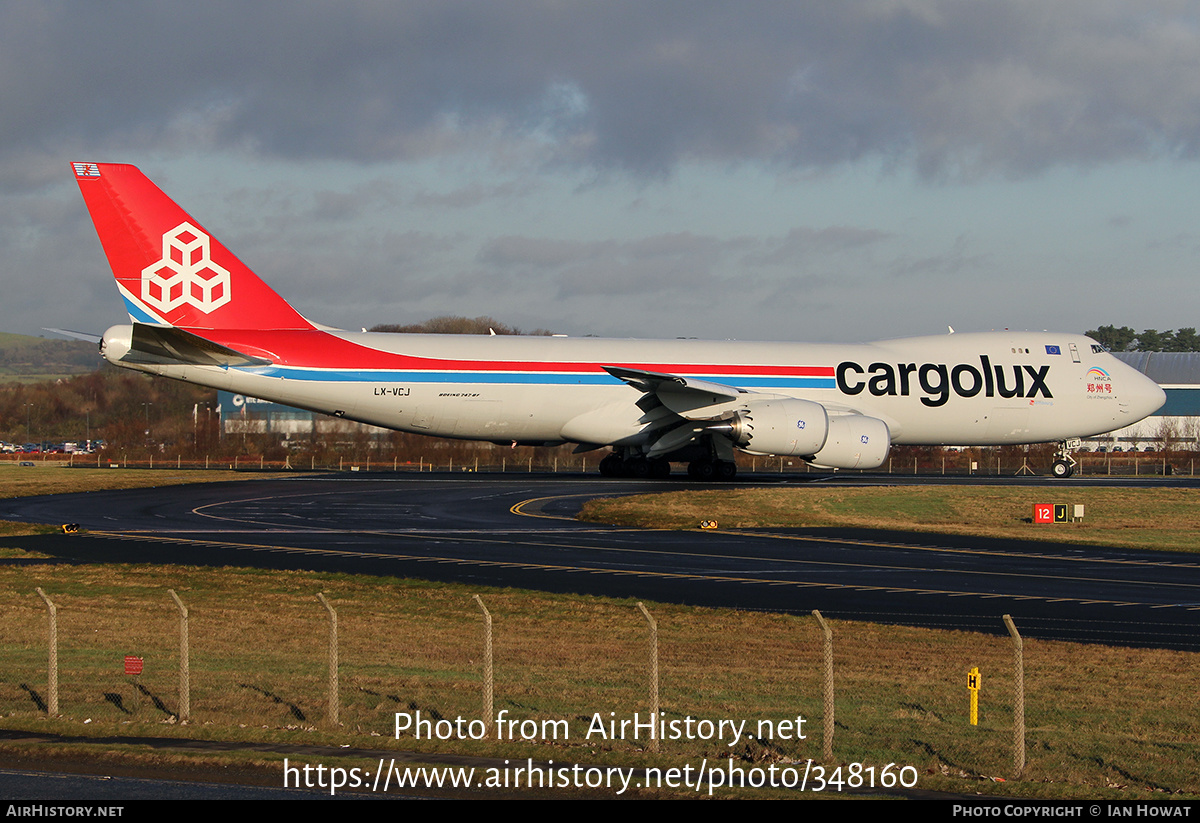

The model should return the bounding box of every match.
[102,326,1166,450]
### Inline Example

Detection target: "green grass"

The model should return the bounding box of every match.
[0,562,1196,798]
[579,486,1200,552]
[0,462,299,497]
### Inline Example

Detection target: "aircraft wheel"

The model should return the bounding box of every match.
[626,457,652,478]
[688,459,716,481]
[599,454,623,477]
[1051,459,1074,478]
[650,458,672,478]
[716,461,737,481]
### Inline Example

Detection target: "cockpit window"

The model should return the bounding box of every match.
[1091,344,1107,353]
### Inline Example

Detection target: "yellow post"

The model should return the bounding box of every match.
[967,666,981,726]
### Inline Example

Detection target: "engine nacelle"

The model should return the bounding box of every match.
[808,414,891,469]
[731,398,829,456]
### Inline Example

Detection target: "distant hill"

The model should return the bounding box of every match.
[0,332,99,383]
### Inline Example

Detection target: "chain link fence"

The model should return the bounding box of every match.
[1,579,1196,793]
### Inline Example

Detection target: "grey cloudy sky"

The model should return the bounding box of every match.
[4,1,1200,342]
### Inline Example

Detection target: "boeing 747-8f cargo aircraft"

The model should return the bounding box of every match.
[73,162,1165,480]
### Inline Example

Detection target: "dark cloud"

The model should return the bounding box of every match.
[0,191,125,329]
[4,1,1200,187]
[11,2,1200,341]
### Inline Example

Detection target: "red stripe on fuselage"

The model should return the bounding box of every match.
[191,328,835,376]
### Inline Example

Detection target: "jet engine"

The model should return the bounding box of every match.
[728,398,829,456]
[807,414,890,469]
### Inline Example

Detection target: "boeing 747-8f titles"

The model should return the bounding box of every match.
[73,162,1165,480]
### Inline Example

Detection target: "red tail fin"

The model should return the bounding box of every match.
[73,162,314,331]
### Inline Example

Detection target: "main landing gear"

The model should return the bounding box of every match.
[1050,439,1081,478]
[599,453,672,478]
[686,458,737,481]
[597,449,737,481]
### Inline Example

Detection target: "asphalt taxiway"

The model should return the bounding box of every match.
[3,472,1199,650]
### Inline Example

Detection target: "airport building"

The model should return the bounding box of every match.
[218,392,390,441]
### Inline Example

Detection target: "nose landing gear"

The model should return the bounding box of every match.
[1050,439,1081,478]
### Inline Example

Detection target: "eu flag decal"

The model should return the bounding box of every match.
[1045,345,1061,355]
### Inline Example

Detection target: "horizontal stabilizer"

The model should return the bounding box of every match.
[42,327,102,344]
[119,323,271,368]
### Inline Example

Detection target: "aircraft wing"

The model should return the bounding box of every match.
[602,363,890,467]
[107,323,272,368]
[603,365,746,420]
[603,363,824,459]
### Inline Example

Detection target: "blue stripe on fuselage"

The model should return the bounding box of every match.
[244,365,838,389]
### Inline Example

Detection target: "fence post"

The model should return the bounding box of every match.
[637,602,660,753]
[35,588,58,715]
[317,593,339,726]
[168,589,190,722]
[473,595,494,733]
[812,610,834,760]
[1003,614,1025,778]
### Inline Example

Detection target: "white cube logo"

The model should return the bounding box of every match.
[141,222,231,314]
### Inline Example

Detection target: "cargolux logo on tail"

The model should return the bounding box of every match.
[141,222,231,314]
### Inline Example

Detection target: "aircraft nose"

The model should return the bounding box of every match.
[1125,367,1166,421]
